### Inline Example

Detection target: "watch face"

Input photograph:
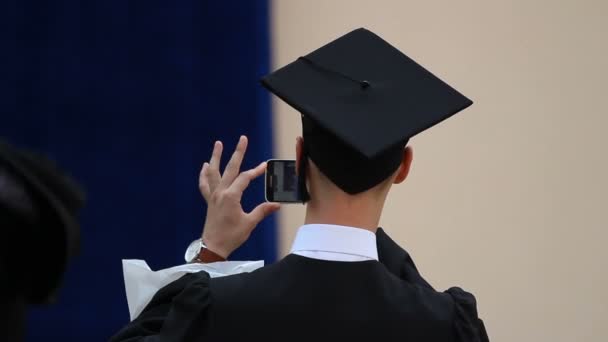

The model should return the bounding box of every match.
[185,239,202,262]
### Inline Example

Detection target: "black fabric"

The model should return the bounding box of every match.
[111,228,489,342]
[261,28,473,194]
[376,227,433,289]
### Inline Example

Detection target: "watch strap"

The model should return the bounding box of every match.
[195,246,226,263]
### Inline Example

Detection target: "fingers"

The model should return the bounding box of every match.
[229,162,266,196]
[199,162,211,200]
[219,136,248,189]
[247,202,281,227]
[207,141,223,193]
[209,141,223,169]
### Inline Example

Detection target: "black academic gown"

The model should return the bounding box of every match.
[111,229,489,342]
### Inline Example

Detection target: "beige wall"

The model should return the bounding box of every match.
[269,1,608,341]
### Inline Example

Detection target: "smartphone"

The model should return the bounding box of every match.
[265,159,301,203]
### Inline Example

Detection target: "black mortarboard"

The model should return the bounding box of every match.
[261,28,473,198]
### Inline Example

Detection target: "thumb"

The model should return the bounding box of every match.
[248,202,281,226]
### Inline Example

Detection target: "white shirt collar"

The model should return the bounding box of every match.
[290,224,379,262]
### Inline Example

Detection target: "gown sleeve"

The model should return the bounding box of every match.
[446,287,490,342]
[109,271,214,342]
[376,228,490,342]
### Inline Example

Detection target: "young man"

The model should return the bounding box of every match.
[112,28,488,341]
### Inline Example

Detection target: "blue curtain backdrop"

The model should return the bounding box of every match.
[0,0,276,340]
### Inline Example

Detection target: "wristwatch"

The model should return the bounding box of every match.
[184,239,226,263]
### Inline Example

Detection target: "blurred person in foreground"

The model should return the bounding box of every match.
[0,141,83,342]
[112,28,489,341]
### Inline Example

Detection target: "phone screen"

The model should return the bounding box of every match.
[265,159,301,203]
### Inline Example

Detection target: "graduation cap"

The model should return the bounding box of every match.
[0,141,84,304]
[261,28,472,199]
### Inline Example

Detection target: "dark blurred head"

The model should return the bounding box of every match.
[0,141,84,341]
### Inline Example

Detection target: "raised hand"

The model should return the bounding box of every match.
[199,136,280,259]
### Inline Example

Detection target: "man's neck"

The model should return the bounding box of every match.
[303,197,383,233]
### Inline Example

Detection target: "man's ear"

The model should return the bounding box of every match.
[394,146,414,184]
[295,136,304,176]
